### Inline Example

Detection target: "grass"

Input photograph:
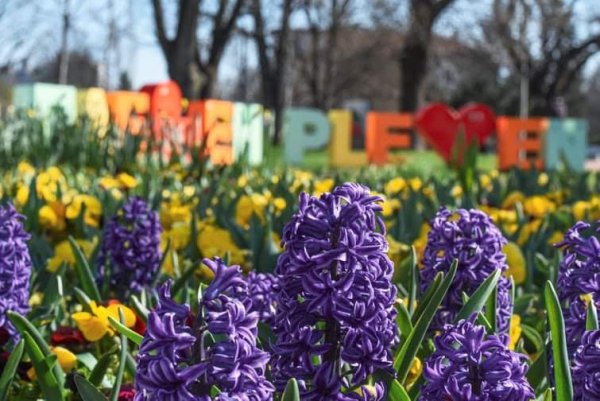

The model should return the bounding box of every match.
[263,140,498,177]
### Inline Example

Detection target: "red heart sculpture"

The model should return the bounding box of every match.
[415,102,496,162]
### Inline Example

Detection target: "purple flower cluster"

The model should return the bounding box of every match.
[572,329,600,400]
[420,318,534,401]
[96,197,162,296]
[556,221,600,354]
[272,183,397,400]
[246,272,279,325]
[134,258,273,401]
[0,204,32,340]
[421,207,512,332]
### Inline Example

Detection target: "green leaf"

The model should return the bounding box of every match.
[407,246,418,315]
[586,301,599,331]
[171,263,199,297]
[21,331,64,401]
[88,348,117,386]
[0,339,24,401]
[521,324,544,352]
[388,379,411,401]
[539,388,553,401]
[545,281,573,401]
[74,374,108,401]
[395,301,414,339]
[8,311,64,387]
[130,295,149,323]
[109,309,129,401]
[69,236,101,301]
[454,269,501,323]
[411,272,442,325]
[76,352,98,371]
[107,316,143,346]
[280,378,300,401]
[484,282,497,331]
[394,260,457,383]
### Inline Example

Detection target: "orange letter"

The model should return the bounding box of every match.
[366,112,413,164]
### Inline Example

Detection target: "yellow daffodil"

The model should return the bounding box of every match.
[117,172,137,189]
[537,173,549,186]
[409,178,423,191]
[29,292,43,307]
[547,231,563,245]
[503,242,526,285]
[451,185,463,198]
[313,178,334,196]
[16,185,30,206]
[501,191,524,209]
[17,161,36,177]
[99,176,121,190]
[523,196,555,219]
[235,194,267,227]
[385,177,406,195]
[509,314,522,350]
[237,175,248,188]
[517,219,542,246]
[52,346,77,372]
[72,301,136,342]
[406,357,423,389]
[572,200,590,221]
[197,222,246,266]
[48,239,96,273]
[38,201,66,232]
[381,198,400,217]
[479,174,492,191]
[65,195,102,227]
[272,197,287,213]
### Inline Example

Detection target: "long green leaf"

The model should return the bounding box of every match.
[0,340,24,401]
[74,375,108,401]
[8,311,64,387]
[130,295,149,322]
[394,260,457,383]
[407,245,418,315]
[281,378,300,401]
[484,282,497,331]
[454,269,501,323]
[395,301,413,339]
[89,348,117,386]
[544,281,573,401]
[69,236,101,301]
[586,302,599,331]
[107,316,143,346]
[388,379,411,401]
[22,332,64,401]
[411,271,442,325]
[109,310,128,401]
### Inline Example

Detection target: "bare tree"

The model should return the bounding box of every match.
[489,0,600,115]
[294,0,354,110]
[250,0,294,145]
[398,0,455,112]
[150,0,245,99]
[58,0,71,84]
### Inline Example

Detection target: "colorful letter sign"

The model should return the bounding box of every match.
[13,83,77,122]
[77,87,109,134]
[365,112,413,164]
[544,118,588,172]
[188,100,234,165]
[497,117,548,170]
[415,103,496,162]
[283,108,330,165]
[106,91,150,133]
[232,103,263,165]
[328,110,367,167]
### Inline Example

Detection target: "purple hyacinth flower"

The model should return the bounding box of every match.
[0,204,32,341]
[272,183,397,399]
[556,221,600,354]
[421,207,512,332]
[246,272,279,324]
[135,258,273,401]
[420,318,534,401]
[572,329,600,400]
[96,197,162,296]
